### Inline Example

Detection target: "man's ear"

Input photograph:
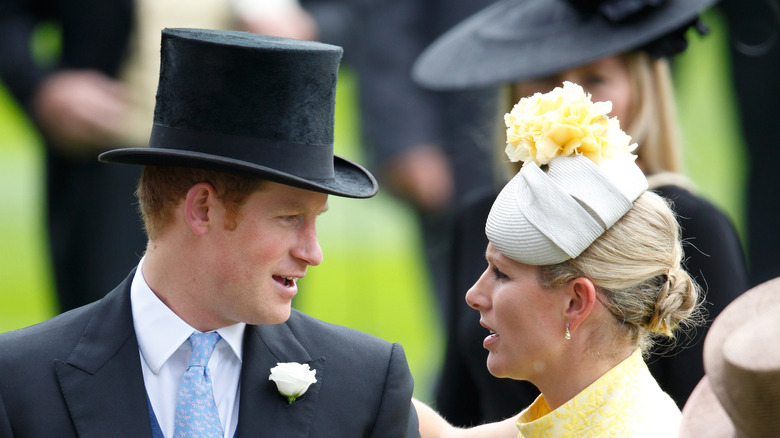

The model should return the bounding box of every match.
[564,277,597,333]
[184,182,218,235]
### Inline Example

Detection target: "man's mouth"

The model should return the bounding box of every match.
[273,275,296,287]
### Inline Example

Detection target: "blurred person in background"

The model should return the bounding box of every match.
[721,0,780,287]
[413,0,749,425]
[0,0,318,313]
[300,0,502,320]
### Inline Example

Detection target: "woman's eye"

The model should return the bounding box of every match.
[492,267,507,280]
[582,74,606,87]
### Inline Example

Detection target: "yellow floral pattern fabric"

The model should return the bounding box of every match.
[516,350,681,437]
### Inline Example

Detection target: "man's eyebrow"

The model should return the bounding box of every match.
[277,198,329,215]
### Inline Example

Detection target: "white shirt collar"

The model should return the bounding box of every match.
[130,257,245,374]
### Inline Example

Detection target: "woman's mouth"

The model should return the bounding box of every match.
[480,321,500,348]
[484,331,500,349]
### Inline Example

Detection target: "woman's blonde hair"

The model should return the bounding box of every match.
[136,166,265,240]
[623,51,684,176]
[538,191,701,354]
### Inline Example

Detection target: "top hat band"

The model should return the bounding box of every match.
[149,124,335,180]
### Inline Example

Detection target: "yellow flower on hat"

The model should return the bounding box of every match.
[504,81,636,166]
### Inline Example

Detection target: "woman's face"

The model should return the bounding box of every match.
[465,243,567,382]
[515,55,634,127]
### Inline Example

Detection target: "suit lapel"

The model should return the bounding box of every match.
[236,313,324,438]
[55,272,152,438]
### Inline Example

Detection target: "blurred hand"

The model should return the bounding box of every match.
[33,70,128,157]
[385,146,454,213]
[241,6,319,41]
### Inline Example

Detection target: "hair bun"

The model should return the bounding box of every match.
[646,268,698,336]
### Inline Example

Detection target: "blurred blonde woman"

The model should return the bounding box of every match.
[414,0,748,423]
[415,81,701,437]
[511,51,682,178]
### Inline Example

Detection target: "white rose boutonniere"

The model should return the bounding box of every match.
[269,362,317,404]
[504,81,636,167]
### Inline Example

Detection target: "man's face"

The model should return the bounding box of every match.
[201,181,328,327]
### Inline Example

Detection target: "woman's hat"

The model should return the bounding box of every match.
[487,155,647,265]
[679,277,780,438]
[413,0,716,91]
[485,82,647,265]
[100,28,377,198]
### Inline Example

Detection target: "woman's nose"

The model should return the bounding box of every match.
[465,267,491,310]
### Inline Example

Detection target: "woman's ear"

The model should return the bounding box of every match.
[564,277,597,333]
[184,182,218,235]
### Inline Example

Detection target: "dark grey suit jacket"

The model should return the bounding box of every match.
[0,272,420,437]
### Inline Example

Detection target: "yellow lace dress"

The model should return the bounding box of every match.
[516,350,681,437]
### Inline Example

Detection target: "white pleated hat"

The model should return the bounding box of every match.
[486,81,648,265]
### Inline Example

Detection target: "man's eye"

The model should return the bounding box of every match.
[492,267,507,280]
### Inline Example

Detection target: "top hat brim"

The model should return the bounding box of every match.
[99,148,378,199]
[413,0,717,91]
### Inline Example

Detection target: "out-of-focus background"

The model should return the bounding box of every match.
[0,9,747,402]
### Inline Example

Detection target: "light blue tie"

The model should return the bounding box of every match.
[174,332,224,438]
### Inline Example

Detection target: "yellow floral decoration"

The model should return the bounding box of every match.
[504,81,637,166]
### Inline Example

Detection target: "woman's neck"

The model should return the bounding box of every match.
[535,342,635,411]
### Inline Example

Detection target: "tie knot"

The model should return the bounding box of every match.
[187,332,221,367]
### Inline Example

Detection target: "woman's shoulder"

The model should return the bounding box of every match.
[626,357,683,436]
[585,353,681,437]
[604,352,682,433]
[516,352,681,437]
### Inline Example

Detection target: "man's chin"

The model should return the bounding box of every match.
[253,307,292,326]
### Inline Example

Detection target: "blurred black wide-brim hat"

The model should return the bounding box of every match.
[100,28,377,198]
[413,0,717,91]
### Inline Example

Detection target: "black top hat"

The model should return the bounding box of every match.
[413,0,715,91]
[100,28,377,198]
